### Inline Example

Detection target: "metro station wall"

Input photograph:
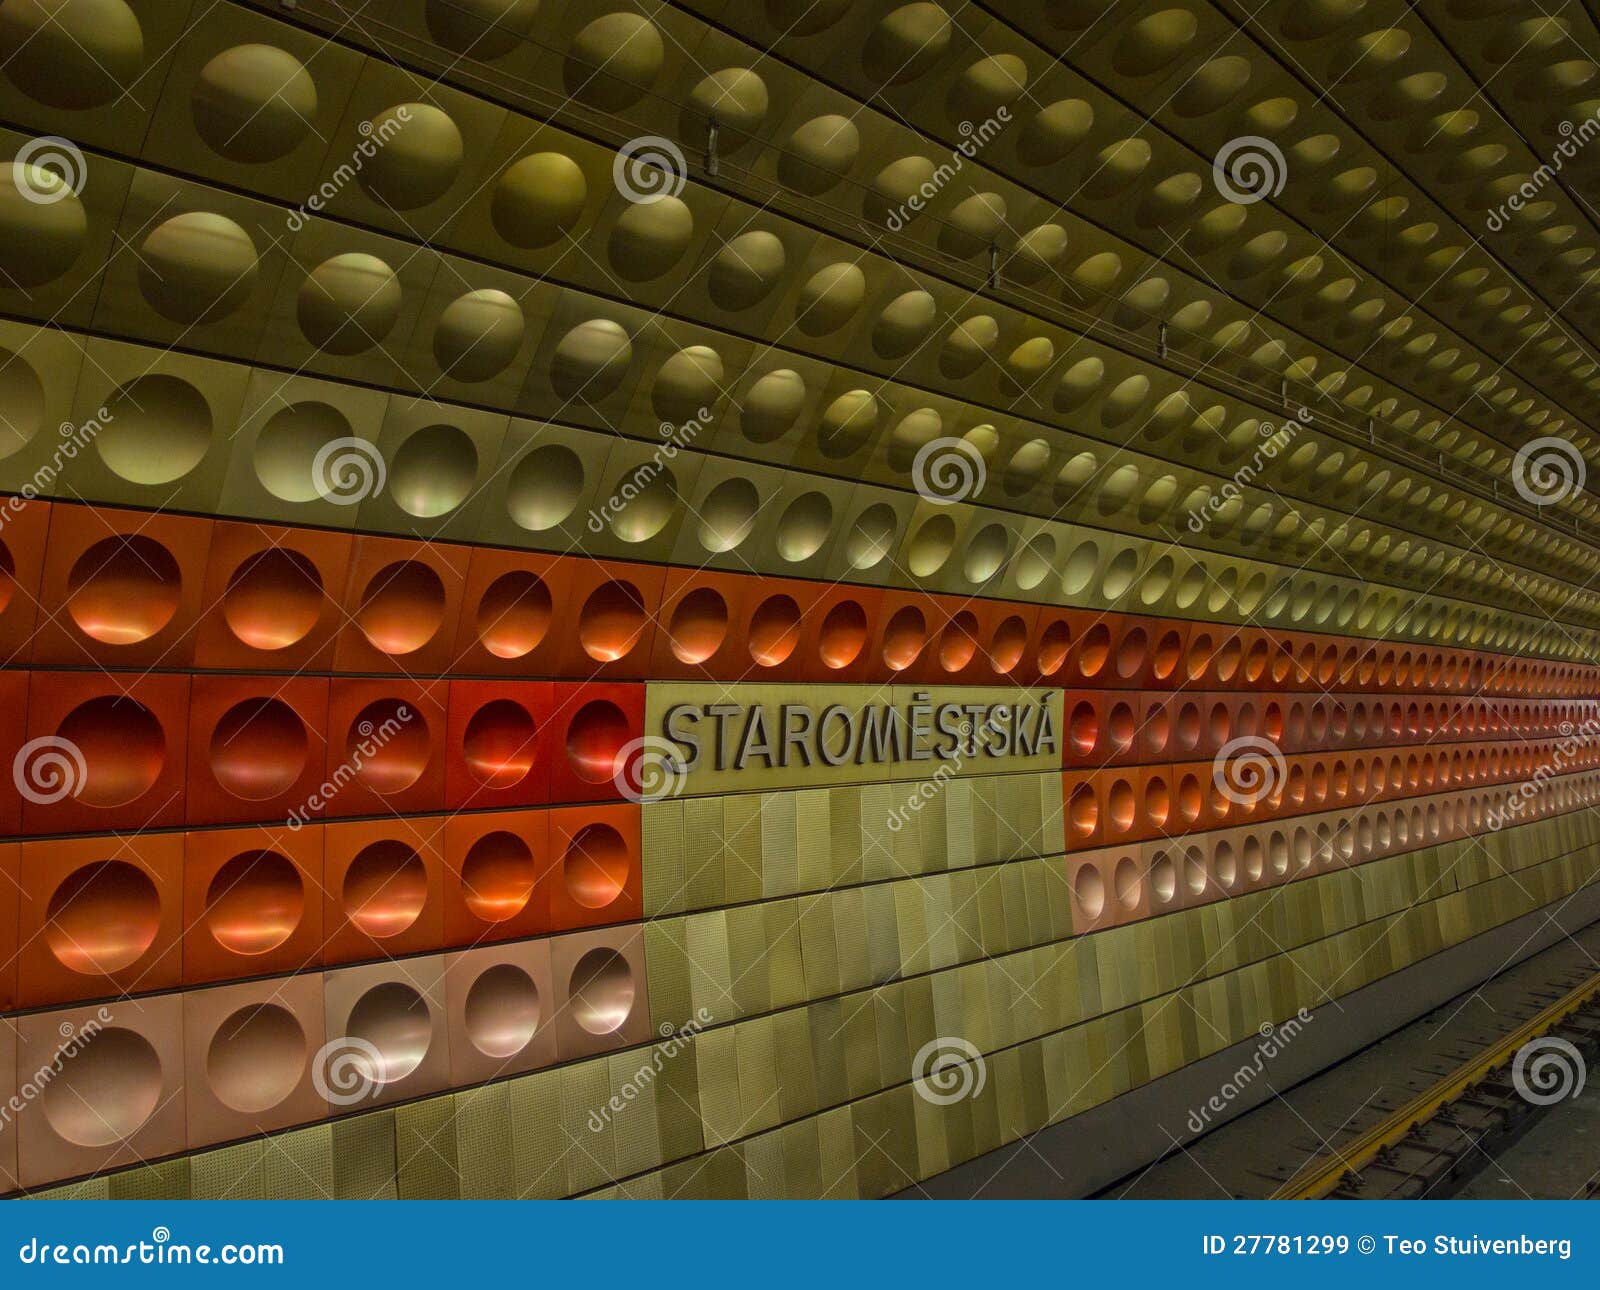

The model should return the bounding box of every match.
[2,0,1599,1203]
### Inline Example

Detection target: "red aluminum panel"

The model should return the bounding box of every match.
[20,671,190,835]
[333,534,469,675]
[18,832,185,1007]
[451,547,572,677]
[546,803,643,933]
[194,520,352,671]
[549,682,645,805]
[442,809,553,948]
[322,678,447,818]
[322,815,445,966]
[0,498,48,665]
[182,824,325,985]
[32,505,211,670]
[444,680,552,812]
[185,674,330,827]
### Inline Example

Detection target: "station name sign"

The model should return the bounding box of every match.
[646,686,1063,793]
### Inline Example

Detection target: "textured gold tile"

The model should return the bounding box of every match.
[685,909,737,1022]
[832,885,872,993]
[258,1124,334,1200]
[644,919,694,1035]
[192,1140,266,1200]
[694,1025,744,1148]
[725,902,773,1017]
[642,799,687,916]
[395,1096,459,1199]
[607,1048,664,1180]
[680,795,727,913]
[453,1083,513,1199]
[333,1110,397,1200]
[760,791,799,898]
[736,1016,782,1138]
[560,1061,617,1195]
[721,793,765,905]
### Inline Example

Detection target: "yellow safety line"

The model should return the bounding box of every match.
[1273,970,1600,1199]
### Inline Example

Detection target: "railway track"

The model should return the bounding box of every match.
[1275,970,1600,1199]
[1102,923,1600,1200]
